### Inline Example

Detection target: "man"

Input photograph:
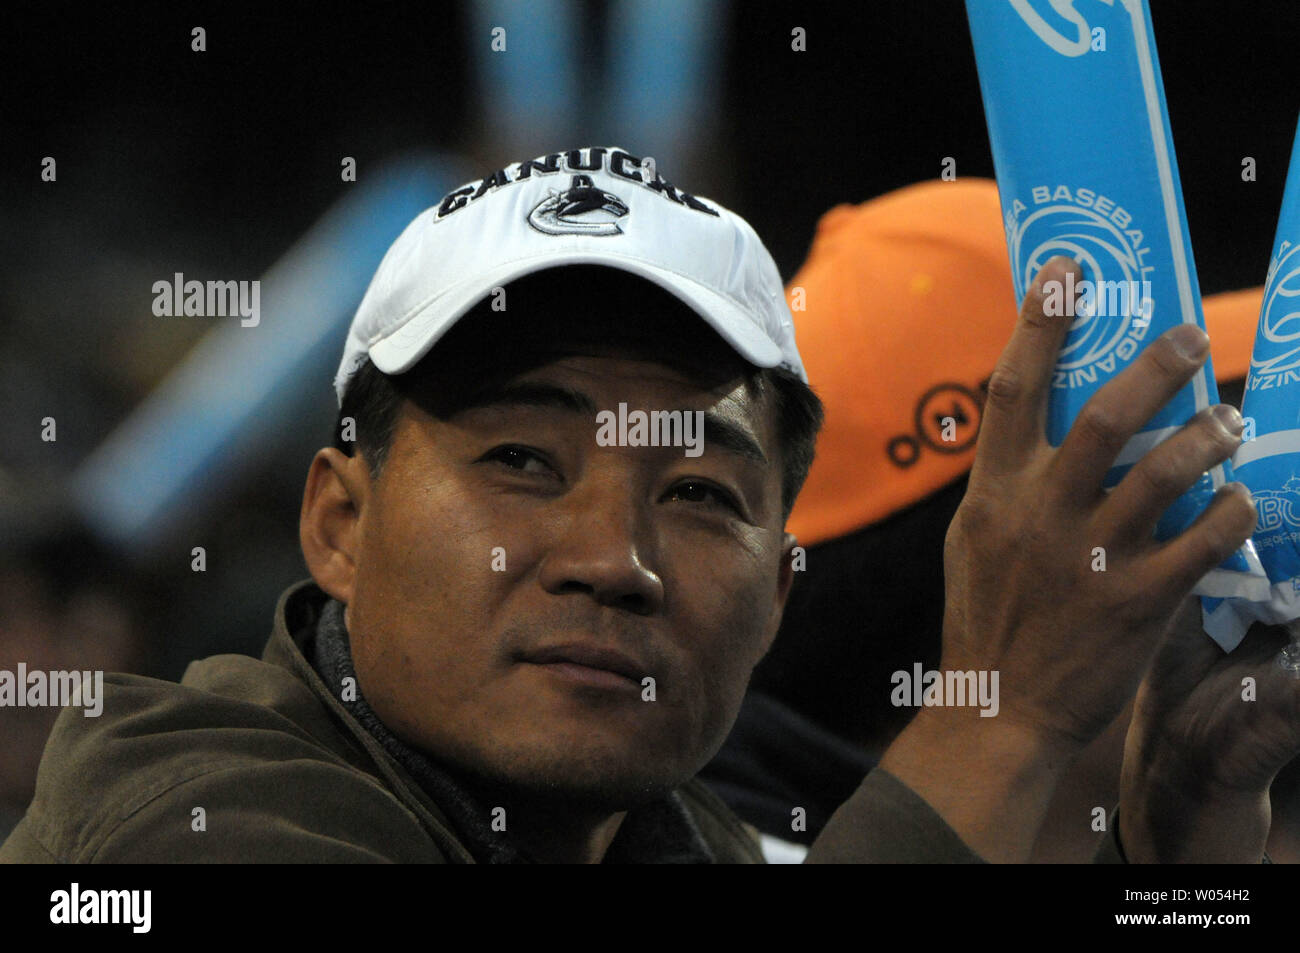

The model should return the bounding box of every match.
[0,147,1280,862]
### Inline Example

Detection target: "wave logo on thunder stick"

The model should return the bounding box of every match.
[1007,184,1154,391]
[966,0,1267,609]
[1248,238,1300,389]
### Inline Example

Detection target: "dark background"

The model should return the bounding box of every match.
[6,2,1295,324]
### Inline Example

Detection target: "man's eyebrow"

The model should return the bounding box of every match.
[457,381,768,465]
[701,412,768,466]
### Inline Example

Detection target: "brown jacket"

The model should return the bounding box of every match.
[0,579,1121,863]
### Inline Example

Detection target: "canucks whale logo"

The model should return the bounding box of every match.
[1250,240,1300,379]
[1008,194,1146,378]
[528,174,629,236]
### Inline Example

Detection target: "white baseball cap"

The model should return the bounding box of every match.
[334,146,807,405]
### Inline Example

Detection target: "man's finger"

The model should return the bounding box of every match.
[1051,324,1212,504]
[1141,482,1257,605]
[1139,595,1225,705]
[972,256,1080,476]
[1100,402,1243,544]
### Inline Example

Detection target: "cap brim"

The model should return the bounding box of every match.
[367,249,785,378]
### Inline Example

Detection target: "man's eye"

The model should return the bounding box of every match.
[666,480,739,512]
[482,445,553,475]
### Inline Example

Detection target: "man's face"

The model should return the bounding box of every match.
[341,347,794,809]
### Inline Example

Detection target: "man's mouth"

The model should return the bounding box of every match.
[517,643,649,691]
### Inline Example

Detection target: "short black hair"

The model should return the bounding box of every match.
[334,267,823,521]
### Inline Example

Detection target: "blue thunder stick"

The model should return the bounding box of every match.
[965,0,1266,625]
[1204,116,1300,649]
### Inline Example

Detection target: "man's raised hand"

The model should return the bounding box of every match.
[877,255,1256,862]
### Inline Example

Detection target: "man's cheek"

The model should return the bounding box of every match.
[417,488,545,579]
[705,560,779,658]
[672,612,762,737]
[371,507,483,596]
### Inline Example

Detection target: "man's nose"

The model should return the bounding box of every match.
[537,475,665,615]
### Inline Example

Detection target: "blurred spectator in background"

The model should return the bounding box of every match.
[0,490,158,840]
[700,178,1279,863]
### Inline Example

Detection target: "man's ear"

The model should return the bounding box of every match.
[300,447,372,605]
[757,531,800,661]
